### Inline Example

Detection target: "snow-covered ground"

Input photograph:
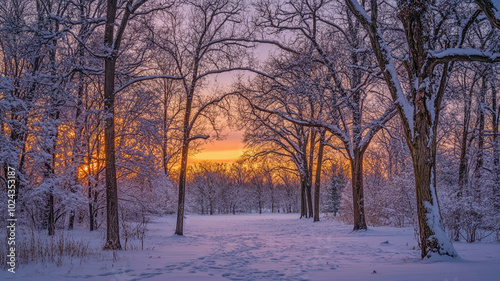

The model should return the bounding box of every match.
[2,213,500,281]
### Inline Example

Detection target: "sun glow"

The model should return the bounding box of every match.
[191,149,244,163]
[190,130,244,163]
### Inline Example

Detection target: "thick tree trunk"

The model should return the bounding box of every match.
[409,89,456,258]
[68,211,75,231]
[102,0,124,250]
[48,192,55,236]
[351,149,366,230]
[307,130,316,219]
[410,136,452,258]
[68,1,87,231]
[46,110,60,236]
[175,142,189,235]
[175,88,194,235]
[313,132,325,222]
[103,56,121,249]
[399,2,456,259]
[306,178,313,218]
[300,177,307,218]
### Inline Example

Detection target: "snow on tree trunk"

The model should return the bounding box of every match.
[410,97,457,258]
[343,0,500,258]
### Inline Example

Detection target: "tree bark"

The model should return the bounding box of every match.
[102,0,121,250]
[409,114,451,258]
[455,89,472,240]
[175,88,194,235]
[491,78,500,213]
[458,91,471,192]
[306,176,313,218]
[473,76,486,191]
[68,0,88,231]
[48,192,55,236]
[300,178,307,218]
[344,0,458,258]
[88,178,95,231]
[351,149,366,230]
[175,142,189,235]
[313,131,325,222]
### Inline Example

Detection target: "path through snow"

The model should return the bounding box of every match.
[2,214,500,280]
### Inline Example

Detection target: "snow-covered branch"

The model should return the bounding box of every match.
[114,74,184,94]
[428,49,500,70]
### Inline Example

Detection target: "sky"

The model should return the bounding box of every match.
[188,44,276,163]
[190,129,245,163]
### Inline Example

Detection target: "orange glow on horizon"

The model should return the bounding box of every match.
[191,130,244,163]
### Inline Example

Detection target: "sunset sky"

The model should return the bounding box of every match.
[188,45,275,164]
[190,130,245,163]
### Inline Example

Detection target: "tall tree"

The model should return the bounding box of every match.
[102,0,151,250]
[345,0,500,257]
[151,0,253,235]
[254,0,396,229]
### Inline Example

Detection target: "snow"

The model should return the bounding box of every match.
[429,48,500,60]
[423,169,458,258]
[2,214,500,281]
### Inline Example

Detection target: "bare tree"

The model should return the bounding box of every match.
[475,0,500,29]
[102,0,175,250]
[345,0,500,258]
[253,0,397,229]
[151,0,253,235]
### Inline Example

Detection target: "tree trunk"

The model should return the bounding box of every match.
[473,76,486,192]
[351,149,366,230]
[455,89,472,240]
[102,0,121,250]
[458,91,471,191]
[300,177,307,218]
[46,109,60,236]
[307,129,316,218]
[175,142,189,235]
[491,79,500,213]
[313,132,325,222]
[409,88,456,258]
[306,178,313,218]
[175,88,194,235]
[48,192,55,236]
[398,2,455,258]
[88,178,95,231]
[68,0,88,231]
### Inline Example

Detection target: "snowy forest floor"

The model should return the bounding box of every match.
[2,213,500,281]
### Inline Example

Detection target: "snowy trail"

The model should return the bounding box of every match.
[2,213,500,281]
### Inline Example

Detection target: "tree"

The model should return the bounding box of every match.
[325,164,346,217]
[345,0,500,258]
[241,73,322,219]
[253,0,397,229]
[475,0,500,29]
[151,0,253,235]
[102,0,170,250]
